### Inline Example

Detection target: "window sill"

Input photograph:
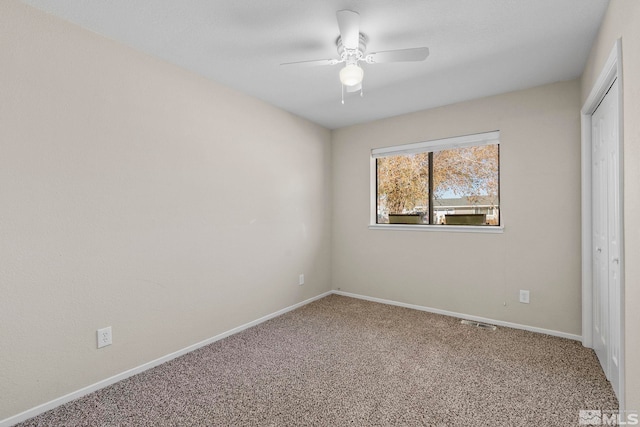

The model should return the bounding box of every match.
[368,224,504,234]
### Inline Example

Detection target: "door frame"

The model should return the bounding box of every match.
[581,38,624,405]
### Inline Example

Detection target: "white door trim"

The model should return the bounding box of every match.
[581,38,624,406]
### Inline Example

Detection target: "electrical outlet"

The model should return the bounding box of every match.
[97,326,112,348]
[299,274,305,286]
[519,290,530,304]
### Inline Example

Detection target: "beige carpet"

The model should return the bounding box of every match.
[18,294,617,426]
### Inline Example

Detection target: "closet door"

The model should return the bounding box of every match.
[591,78,620,397]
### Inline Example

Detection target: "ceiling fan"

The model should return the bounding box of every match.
[281,10,430,103]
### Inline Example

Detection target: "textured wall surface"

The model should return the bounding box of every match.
[331,80,582,335]
[0,1,331,419]
[581,0,640,413]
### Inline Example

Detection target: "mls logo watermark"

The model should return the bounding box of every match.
[580,410,603,425]
[579,409,639,425]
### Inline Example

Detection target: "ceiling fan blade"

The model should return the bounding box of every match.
[346,82,362,93]
[336,10,360,49]
[280,58,339,67]
[367,47,430,63]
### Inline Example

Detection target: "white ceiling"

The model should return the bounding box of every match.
[21,0,609,129]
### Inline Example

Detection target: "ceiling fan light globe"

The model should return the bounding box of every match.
[339,64,364,86]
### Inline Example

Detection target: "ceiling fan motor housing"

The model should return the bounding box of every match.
[337,33,367,64]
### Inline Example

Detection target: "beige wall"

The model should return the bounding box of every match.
[0,1,331,419]
[581,0,640,413]
[332,80,582,334]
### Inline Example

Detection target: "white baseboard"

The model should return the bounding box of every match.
[0,291,332,427]
[2,289,581,426]
[332,290,582,341]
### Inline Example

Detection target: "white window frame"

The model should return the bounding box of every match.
[369,131,504,233]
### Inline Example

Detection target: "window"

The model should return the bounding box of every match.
[373,131,500,228]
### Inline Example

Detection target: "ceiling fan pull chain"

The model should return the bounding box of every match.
[341,84,345,105]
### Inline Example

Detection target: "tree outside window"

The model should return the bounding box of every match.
[376,143,499,226]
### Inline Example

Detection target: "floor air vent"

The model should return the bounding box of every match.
[460,319,497,331]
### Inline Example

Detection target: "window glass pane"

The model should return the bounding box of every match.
[376,153,429,224]
[432,145,499,225]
